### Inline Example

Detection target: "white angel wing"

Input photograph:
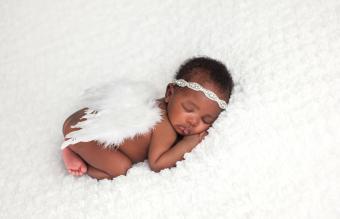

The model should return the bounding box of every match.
[61,79,162,149]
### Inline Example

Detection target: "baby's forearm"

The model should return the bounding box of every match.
[149,139,196,172]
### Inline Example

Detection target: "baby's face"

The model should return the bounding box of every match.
[165,81,224,136]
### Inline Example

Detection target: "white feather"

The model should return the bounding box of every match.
[61,79,163,149]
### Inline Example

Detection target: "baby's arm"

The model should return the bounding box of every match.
[148,117,207,172]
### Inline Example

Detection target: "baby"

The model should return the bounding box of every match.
[61,57,234,180]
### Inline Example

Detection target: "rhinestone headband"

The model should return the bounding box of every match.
[173,79,227,110]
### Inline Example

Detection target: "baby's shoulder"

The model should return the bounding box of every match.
[152,99,177,139]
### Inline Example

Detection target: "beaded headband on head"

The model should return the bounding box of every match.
[173,79,227,110]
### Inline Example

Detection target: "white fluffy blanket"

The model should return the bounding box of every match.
[0,0,339,218]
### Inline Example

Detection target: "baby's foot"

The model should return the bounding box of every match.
[62,147,87,176]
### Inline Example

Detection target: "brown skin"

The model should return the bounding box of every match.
[62,72,226,179]
[63,110,151,179]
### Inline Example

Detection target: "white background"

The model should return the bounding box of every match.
[0,0,339,218]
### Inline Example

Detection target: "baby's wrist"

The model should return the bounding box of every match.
[181,138,199,149]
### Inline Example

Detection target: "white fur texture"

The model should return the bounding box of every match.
[61,79,162,149]
[0,0,339,218]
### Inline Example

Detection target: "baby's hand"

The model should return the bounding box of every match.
[181,131,208,151]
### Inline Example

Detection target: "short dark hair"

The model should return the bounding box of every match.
[175,56,234,100]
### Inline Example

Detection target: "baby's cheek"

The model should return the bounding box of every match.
[195,124,210,134]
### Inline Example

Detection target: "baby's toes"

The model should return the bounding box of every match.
[80,165,87,174]
[68,169,78,176]
[76,168,86,176]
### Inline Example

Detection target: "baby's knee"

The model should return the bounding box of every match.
[108,158,132,177]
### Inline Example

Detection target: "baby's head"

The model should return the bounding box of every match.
[165,57,234,136]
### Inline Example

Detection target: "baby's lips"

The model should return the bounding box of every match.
[183,128,190,135]
[178,125,191,135]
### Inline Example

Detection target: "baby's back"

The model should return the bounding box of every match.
[117,132,152,163]
[117,99,167,163]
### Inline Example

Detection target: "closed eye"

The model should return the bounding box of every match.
[182,103,194,112]
[202,116,216,125]
[202,119,213,125]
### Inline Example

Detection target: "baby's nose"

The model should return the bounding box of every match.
[187,117,199,127]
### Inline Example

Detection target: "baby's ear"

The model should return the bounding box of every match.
[165,83,175,103]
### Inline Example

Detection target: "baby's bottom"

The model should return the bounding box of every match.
[62,109,132,180]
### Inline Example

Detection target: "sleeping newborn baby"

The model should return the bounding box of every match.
[61,57,234,180]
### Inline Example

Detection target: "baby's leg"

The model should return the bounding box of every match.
[62,108,132,179]
[62,108,88,176]
[86,165,112,180]
[69,141,132,179]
